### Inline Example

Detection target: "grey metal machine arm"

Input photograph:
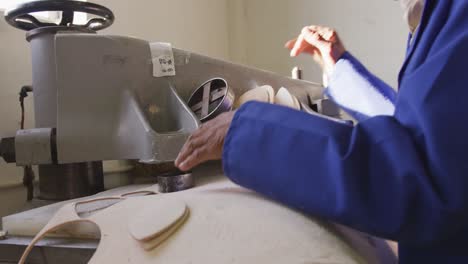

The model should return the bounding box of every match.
[2,0,324,200]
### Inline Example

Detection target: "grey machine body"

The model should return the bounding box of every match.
[0,0,326,201]
[4,28,324,199]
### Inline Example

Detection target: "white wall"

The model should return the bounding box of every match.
[229,0,409,88]
[95,0,230,60]
[0,18,34,187]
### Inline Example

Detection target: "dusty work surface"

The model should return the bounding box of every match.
[2,165,396,263]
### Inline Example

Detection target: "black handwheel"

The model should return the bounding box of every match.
[4,0,114,31]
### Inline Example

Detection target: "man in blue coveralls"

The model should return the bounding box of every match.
[176,0,468,262]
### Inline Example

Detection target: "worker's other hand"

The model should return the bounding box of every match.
[285,25,346,76]
[175,111,235,172]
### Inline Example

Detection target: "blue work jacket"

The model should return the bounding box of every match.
[222,0,468,262]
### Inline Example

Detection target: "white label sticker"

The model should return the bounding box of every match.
[156,55,175,76]
[150,42,176,77]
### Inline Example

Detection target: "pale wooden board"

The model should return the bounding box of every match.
[20,180,369,264]
[2,170,226,238]
[2,184,155,238]
[8,170,397,263]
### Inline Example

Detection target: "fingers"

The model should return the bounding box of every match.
[177,146,209,172]
[175,112,235,172]
[175,133,203,169]
[175,123,218,171]
[302,27,329,50]
[289,25,334,57]
[176,129,219,172]
[290,28,309,57]
[287,25,345,77]
[313,26,337,42]
[286,37,320,58]
[285,38,297,50]
[305,25,336,42]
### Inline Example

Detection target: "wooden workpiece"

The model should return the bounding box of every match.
[275,87,301,110]
[234,85,275,108]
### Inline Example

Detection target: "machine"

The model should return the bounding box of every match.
[0,0,326,201]
[0,1,390,263]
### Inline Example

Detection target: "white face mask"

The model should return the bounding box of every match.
[400,0,425,33]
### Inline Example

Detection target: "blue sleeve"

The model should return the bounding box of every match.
[223,34,468,246]
[223,104,430,244]
[325,52,397,122]
[222,0,468,252]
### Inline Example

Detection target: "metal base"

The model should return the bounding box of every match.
[38,162,104,201]
[157,171,194,193]
[0,236,97,264]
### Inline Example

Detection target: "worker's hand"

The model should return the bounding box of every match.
[175,111,236,171]
[285,25,346,76]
